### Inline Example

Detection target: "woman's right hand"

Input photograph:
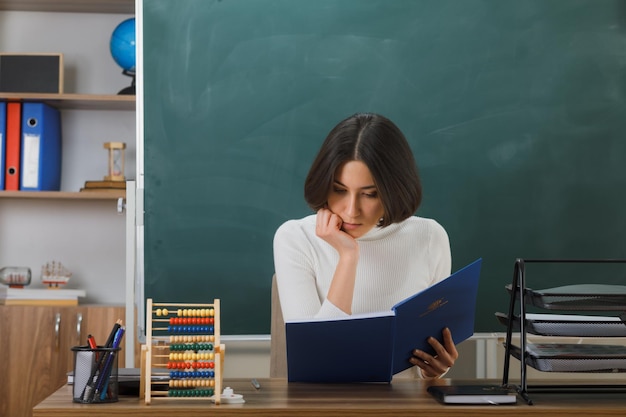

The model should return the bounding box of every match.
[315,208,359,255]
[316,208,360,315]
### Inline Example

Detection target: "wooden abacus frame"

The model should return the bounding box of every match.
[141,298,224,405]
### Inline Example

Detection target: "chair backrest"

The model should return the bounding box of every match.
[270,274,287,378]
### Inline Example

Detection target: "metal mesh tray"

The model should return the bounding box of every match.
[496,312,626,337]
[508,343,626,373]
[505,284,626,310]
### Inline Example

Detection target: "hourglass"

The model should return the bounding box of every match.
[104,142,126,181]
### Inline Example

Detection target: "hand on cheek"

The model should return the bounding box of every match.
[315,208,358,254]
[316,208,342,236]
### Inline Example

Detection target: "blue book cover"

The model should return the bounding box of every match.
[285,258,482,383]
[19,102,62,191]
[391,258,482,374]
[0,101,6,189]
[286,312,396,383]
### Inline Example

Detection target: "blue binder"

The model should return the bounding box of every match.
[19,102,62,191]
[285,258,483,383]
[0,101,6,189]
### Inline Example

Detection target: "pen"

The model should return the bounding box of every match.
[82,319,123,402]
[251,378,261,390]
[87,334,97,350]
[87,334,99,365]
[97,326,125,400]
[103,319,123,348]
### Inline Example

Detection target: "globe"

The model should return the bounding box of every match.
[110,17,136,73]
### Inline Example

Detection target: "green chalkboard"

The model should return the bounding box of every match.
[142,0,626,335]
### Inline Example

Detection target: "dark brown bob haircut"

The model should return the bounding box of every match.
[304,113,422,227]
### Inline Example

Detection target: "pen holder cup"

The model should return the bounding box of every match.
[71,345,121,403]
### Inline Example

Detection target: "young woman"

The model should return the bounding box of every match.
[273,113,455,378]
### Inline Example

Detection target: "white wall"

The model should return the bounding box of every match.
[0,10,135,304]
[0,11,134,95]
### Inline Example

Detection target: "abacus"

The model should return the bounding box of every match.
[142,298,224,404]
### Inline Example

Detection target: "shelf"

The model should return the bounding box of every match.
[0,190,125,200]
[0,0,134,14]
[0,93,135,111]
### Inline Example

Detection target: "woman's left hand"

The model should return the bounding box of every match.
[409,327,458,378]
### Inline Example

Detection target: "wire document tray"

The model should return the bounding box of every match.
[499,259,626,404]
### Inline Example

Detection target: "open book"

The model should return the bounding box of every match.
[285,258,482,382]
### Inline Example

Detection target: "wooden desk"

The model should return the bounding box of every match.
[34,378,626,416]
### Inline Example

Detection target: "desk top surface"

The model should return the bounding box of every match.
[34,378,626,417]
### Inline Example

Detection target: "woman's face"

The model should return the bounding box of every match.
[327,160,385,238]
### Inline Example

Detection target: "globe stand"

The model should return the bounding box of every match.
[118,69,135,95]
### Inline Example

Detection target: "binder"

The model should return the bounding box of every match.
[4,101,21,190]
[20,102,62,191]
[0,101,6,189]
[285,258,483,383]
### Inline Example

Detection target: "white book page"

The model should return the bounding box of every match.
[286,309,395,324]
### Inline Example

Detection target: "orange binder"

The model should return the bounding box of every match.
[4,102,21,190]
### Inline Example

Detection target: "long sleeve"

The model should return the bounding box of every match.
[426,219,452,286]
[273,215,451,322]
[273,217,346,321]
